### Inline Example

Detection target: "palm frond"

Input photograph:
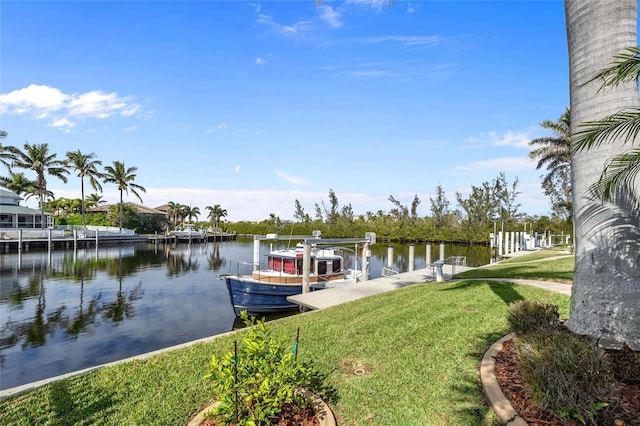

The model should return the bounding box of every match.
[584,46,640,90]
[573,108,640,152]
[589,149,640,202]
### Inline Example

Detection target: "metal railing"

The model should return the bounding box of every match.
[381,266,400,279]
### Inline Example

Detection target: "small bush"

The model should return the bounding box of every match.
[514,326,614,425]
[204,312,330,426]
[506,300,559,334]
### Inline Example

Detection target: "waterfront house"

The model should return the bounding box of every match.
[0,188,52,229]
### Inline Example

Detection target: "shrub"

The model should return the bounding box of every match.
[506,300,559,334]
[514,326,614,425]
[204,312,330,426]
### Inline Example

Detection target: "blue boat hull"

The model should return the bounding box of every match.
[225,277,322,316]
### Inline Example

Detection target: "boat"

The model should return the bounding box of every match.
[221,232,375,316]
[171,224,206,239]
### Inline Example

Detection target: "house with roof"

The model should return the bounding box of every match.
[88,202,167,217]
[0,188,52,229]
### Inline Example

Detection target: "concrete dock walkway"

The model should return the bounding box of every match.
[288,264,475,310]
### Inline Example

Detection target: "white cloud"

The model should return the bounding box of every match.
[362,35,443,46]
[318,5,342,28]
[256,13,313,34]
[49,117,75,130]
[124,126,137,132]
[455,156,535,172]
[346,0,388,10]
[234,165,241,173]
[485,130,533,149]
[275,170,312,186]
[0,84,143,130]
[256,57,266,65]
[0,84,69,114]
[249,2,261,13]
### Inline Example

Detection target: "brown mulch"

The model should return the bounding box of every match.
[494,339,640,426]
[200,403,319,426]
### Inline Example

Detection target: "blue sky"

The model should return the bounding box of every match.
[0,0,568,222]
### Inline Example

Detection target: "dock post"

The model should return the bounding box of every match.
[302,243,311,293]
[253,238,260,271]
[48,228,52,252]
[408,245,414,272]
[18,229,23,253]
[361,244,369,281]
[387,246,393,269]
[504,232,509,255]
[439,243,445,262]
[95,229,99,248]
[490,232,495,259]
[426,243,432,266]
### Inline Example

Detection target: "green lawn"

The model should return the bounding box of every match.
[454,249,574,284]
[0,253,572,425]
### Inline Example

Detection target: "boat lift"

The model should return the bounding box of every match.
[251,231,377,293]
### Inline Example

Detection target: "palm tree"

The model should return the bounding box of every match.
[183,205,200,224]
[166,201,182,229]
[66,150,104,229]
[102,161,146,231]
[565,0,640,350]
[529,108,571,188]
[5,142,69,228]
[528,108,572,219]
[206,204,227,230]
[86,193,106,209]
[0,171,38,199]
[0,130,10,169]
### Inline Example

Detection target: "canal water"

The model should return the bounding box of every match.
[0,237,490,389]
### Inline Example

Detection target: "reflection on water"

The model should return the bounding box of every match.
[0,238,489,389]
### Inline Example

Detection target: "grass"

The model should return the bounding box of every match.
[454,248,574,284]
[0,251,572,426]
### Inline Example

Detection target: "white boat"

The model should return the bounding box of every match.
[171,224,206,239]
[221,232,375,316]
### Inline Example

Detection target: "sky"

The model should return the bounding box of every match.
[0,0,569,223]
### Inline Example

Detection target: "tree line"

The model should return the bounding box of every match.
[1,132,573,241]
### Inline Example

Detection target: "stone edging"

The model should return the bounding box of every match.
[480,333,528,426]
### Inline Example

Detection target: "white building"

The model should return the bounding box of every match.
[0,188,52,228]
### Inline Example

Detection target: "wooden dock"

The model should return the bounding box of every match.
[288,264,475,311]
[0,232,236,253]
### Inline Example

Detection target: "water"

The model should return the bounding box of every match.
[0,237,489,389]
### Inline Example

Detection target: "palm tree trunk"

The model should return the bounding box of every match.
[119,190,123,231]
[565,0,640,350]
[81,177,86,229]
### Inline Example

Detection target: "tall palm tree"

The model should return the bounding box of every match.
[183,205,200,224]
[529,108,572,219]
[206,204,227,229]
[66,150,104,229]
[102,161,146,231]
[5,142,69,228]
[529,108,571,188]
[166,201,182,229]
[565,0,640,350]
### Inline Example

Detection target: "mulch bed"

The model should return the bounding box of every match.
[494,339,640,426]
